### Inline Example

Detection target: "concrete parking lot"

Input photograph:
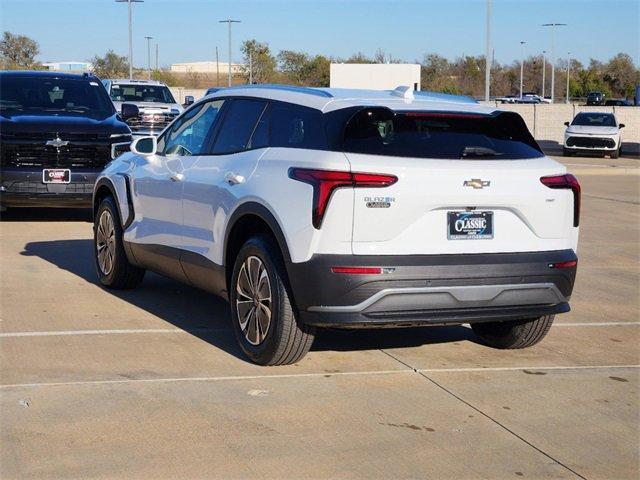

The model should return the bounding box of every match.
[1,157,638,479]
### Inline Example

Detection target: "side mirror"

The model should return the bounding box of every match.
[130,136,157,156]
[564,121,570,127]
[121,103,140,121]
[619,123,625,128]
[184,95,195,106]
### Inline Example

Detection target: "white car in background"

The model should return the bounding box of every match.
[563,112,625,158]
[93,85,580,365]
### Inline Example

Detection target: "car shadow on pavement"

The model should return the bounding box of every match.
[1,208,93,222]
[21,239,480,363]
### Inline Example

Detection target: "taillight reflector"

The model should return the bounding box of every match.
[289,168,397,228]
[548,260,578,269]
[331,266,382,275]
[540,173,581,227]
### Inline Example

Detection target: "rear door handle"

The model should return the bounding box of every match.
[225,172,245,185]
[170,173,184,182]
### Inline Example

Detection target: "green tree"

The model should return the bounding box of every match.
[91,50,128,78]
[604,53,639,97]
[0,31,40,69]
[241,39,277,83]
[278,50,310,84]
[304,55,330,87]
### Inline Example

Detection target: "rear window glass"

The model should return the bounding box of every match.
[212,99,267,154]
[268,102,327,150]
[343,108,543,160]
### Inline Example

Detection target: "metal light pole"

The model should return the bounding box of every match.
[542,23,567,103]
[216,46,220,87]
[519,41,526,99]
[566,52,571,104]
[541,50,546,98]
[155,43,158,71]
[145,36,153,79]
[116,0,144,80]
[484,0,492,101]
[249,51,253,84]
[219,19,241,87]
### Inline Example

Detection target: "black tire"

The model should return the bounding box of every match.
[611,148,619,159]
[562,148,572,157]
[229,235,315,366]
[94,196,145,289]
[471,315,554,349]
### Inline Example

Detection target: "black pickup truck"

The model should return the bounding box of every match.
[0,70,133,209]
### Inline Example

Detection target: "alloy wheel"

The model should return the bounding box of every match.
[235,255,272,345]
[96,210,116,276]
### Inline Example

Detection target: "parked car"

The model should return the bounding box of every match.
[0,71,132,210]
[523,93,551,104]
[563,112,624,158]
[496,95,518,104]
[93,85,579,365]
[604,99,633,107]
[102,79,185,136]
[586,92,605,106]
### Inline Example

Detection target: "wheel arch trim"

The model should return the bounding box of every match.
[93,175,133,229]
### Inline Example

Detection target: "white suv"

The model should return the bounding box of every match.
[93,85,580,365]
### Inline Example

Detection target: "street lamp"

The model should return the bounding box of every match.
[145,36,153,79]
[566,52,571,104]
[484,0,492,101]
[219,19,241,87]
[519,41,526,99]
[542,23,567,103]
[116,0,144,80]
[541,50,547,99]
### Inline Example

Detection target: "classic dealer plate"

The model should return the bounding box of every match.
[42,169,71,184]
[448,211,493,240]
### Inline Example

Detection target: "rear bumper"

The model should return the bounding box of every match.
[287,250,577,328]
[0,168,100,208]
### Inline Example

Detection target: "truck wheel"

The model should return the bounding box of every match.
[611,148,619,159]
[562,148,573,157]
[94,196,145,289]
[471,315,554,349]
[230,235,315,366]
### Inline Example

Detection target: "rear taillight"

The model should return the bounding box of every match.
[540,173,581,227]
[548,260,578,269]
[331,266,383,275]
[289,168,397,228]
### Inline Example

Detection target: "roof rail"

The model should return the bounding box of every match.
[223,84,334,98]
[413,90,478,104]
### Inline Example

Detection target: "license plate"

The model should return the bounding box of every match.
[448,211,494,240]
[42,169,71,184]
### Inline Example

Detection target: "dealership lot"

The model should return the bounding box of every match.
[1,159,638,479]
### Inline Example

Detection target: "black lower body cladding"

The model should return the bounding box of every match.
[287,250,577,328]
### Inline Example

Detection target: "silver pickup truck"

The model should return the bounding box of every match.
[102,79,193,137]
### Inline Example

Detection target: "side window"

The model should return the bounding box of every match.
[158,100,223,156]
[212,99,267,154]
[269,102,326,150]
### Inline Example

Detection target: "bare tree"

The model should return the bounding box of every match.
[0,31,40,69]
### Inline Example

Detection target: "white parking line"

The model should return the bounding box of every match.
[1,365,637,390]
[0,322,637,338]
[0,328,227,338]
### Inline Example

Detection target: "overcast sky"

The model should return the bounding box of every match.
[1,0,638,68]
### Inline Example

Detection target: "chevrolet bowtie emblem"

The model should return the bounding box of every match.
[463,179,491,189]
[45,135,69,148]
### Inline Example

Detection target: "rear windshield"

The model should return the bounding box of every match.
[0,75,115,118]
[571,113,616,127]
[109,84,176,104]
[343,108,543,159]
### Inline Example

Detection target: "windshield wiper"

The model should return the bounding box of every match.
[461,146,503,158]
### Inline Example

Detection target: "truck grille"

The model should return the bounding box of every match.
[5,182,94,194]
[566,136,615,148]
[126,111,178,133]
[1,133,112,168]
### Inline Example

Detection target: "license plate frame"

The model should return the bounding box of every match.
[447,211,494,240]
[42,169,71,184]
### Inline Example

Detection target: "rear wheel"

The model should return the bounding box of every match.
[562,147,573,157]
[471,315,554,349]
[230,235,315,365]
[94,196,145,289]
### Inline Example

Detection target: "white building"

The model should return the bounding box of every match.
[170,61,244,75]
[42,61,93,72]
[330,63,421,91]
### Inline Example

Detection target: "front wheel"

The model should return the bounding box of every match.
[611,148,619,159]
[94,196,145,289]
[230,235,315,365]
[562,147,573,157]
[471,315,554,349]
